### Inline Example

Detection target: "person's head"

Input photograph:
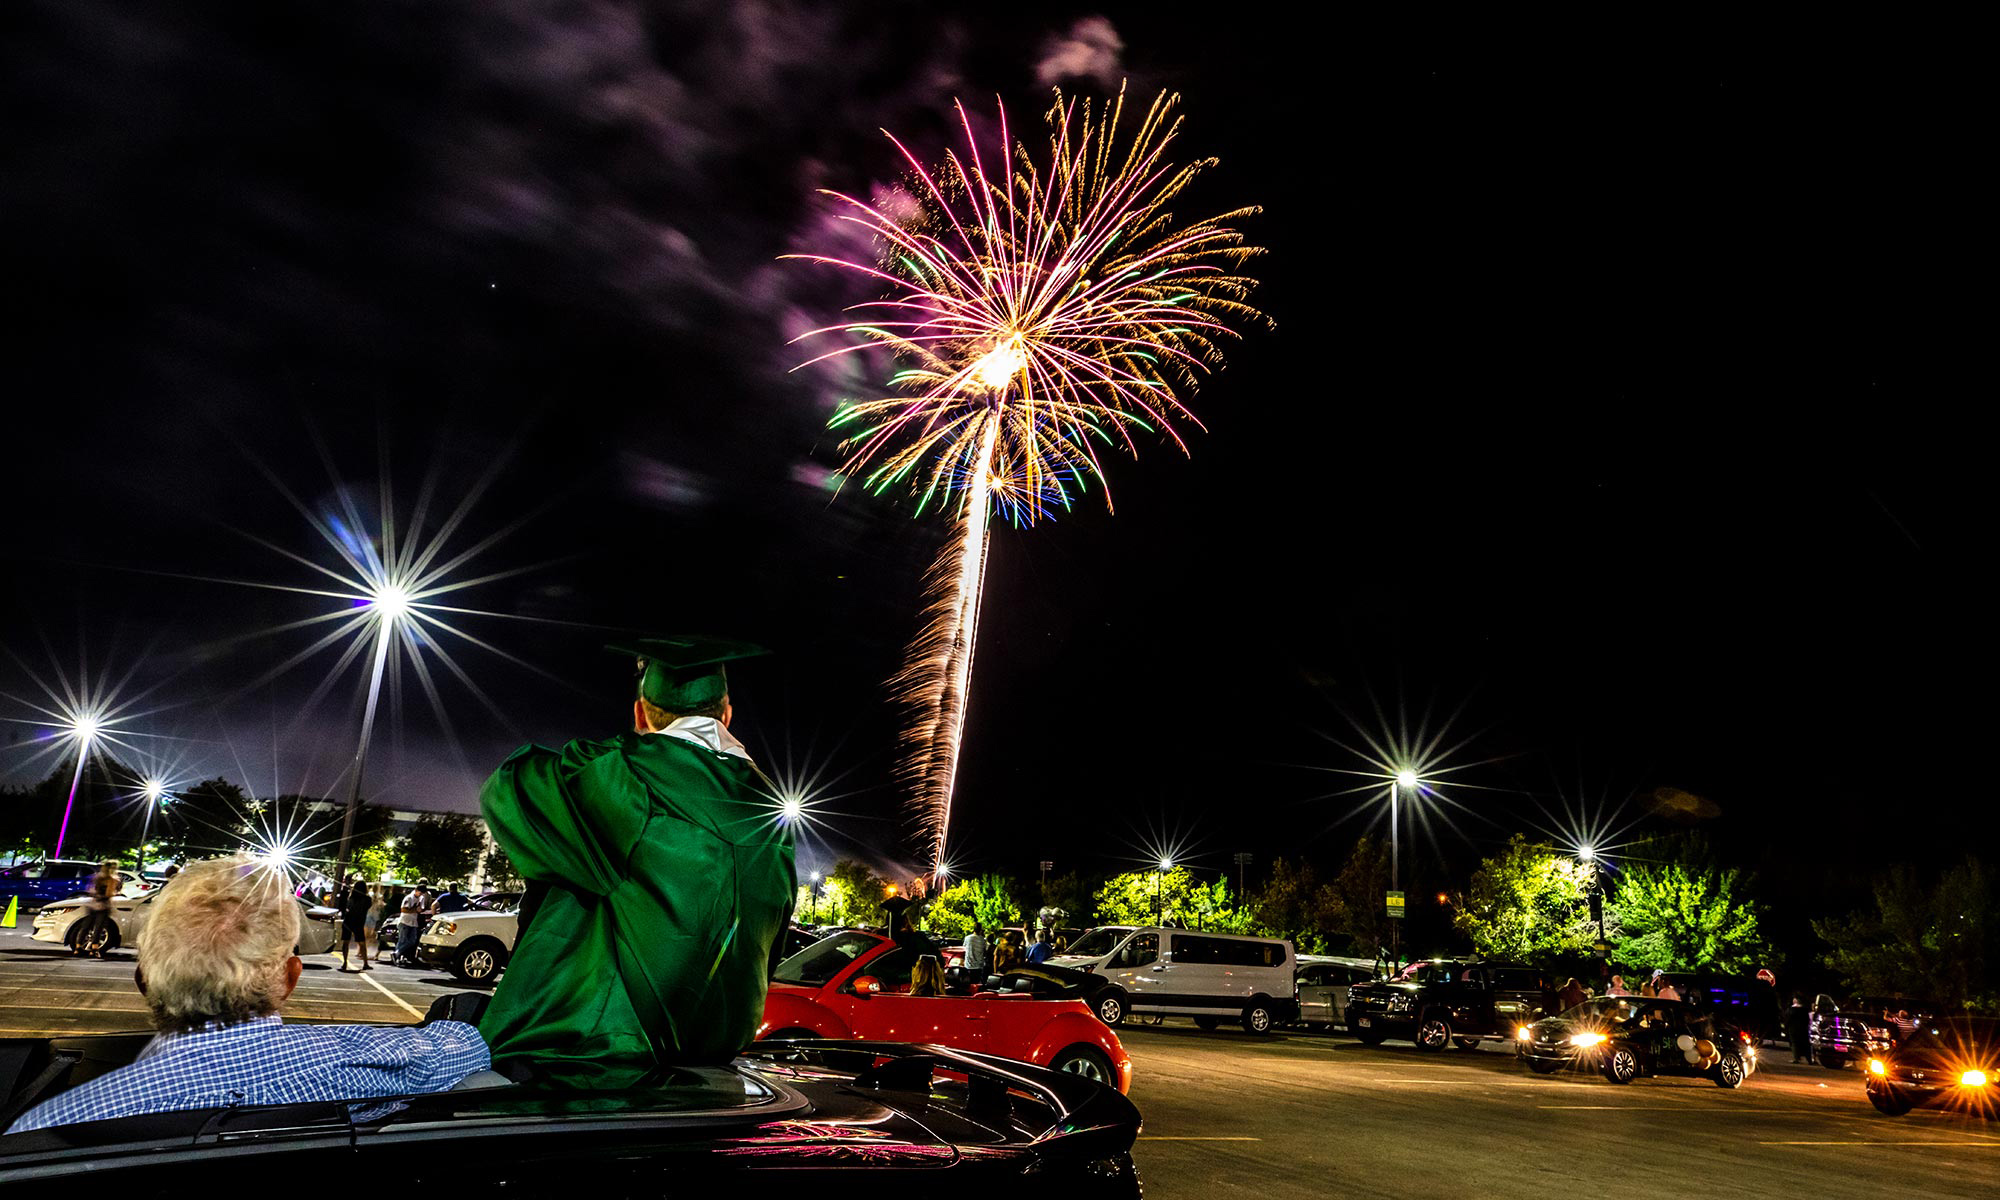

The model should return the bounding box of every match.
[162,864,180,879]
[419,880,433,892]
[1564,977,1579,989]
[1611,975,1625,988]
[912,954,945,994]
[136,854,302,1034]
[97,858,120,877]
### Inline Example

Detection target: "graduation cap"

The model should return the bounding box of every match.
[609,635,769,712]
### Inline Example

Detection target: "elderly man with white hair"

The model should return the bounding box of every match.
[7,854,489,1133]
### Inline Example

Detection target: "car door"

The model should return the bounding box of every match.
[1109,932,1163,1007]
[1332,968,1374,1026]
[832,946,991,1051]
[1296,966,1333,1023]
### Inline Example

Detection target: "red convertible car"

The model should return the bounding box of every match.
[758,930,1133,1094]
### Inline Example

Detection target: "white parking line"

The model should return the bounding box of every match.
[356,969,425,1019]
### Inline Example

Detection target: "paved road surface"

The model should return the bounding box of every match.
[4,925,1993,1195]
[0,924,459,1032]
[1121,1020,1998,1199]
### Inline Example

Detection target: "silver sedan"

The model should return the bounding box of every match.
[31,888,339,955]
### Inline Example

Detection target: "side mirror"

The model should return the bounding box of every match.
[851,975,881,996]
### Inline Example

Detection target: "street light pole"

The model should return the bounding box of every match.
[53,719,100,860]
[1391,770,1416,957]
[1155,857,1173,925]
[134,780,166,873]
[333,602,399,887]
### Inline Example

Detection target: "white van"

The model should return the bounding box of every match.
[1052,926,1297,1034]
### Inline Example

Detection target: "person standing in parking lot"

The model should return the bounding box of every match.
[339,874,373,972]
[1026,929,1054,964]
[395,880,430,967]
[476,637,796,1086]
[963,926,989,977]
[70,859,121,957]
[434,882,469,914]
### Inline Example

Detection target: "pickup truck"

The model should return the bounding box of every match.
[1342,959,1551,1050]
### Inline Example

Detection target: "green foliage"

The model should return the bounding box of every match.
[395,813,486,884]
[1614,836,1766,973]
[1094,866,1197,925]
[1813,857,1994,1014]
[797,859,891,927]
[1040,870,1093,925]
[1326,836,1396,952]
[1251,856,1346,953]
[478,840,524,890]
[1093,867,1251,931]
[154,777,253,860]
[1452,835,1599,963]
[925,874,1020,939]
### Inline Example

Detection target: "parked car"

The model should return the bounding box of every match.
[0,1035,1143,1193]
[417,908,519,984]
[1295,957,1379,1030]
[0,861,125,913]
[1046,925,1138,970]
[1811,994,1938,1069]
[1046,926,1296,1034]
[470,891,521,911]
[31,888,339,956]
[758,929,1132,1092]
[1343,959,1550,1050]
[1517,996,1755,1087]
[1864,1016,1998,1116]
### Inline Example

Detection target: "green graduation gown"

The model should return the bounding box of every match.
[476,728,796,1084]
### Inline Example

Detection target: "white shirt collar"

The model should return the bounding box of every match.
[651,715,754,762]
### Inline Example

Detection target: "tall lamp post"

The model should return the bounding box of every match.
[1155,857,1173,925]
[134,780,168,873]
[52,715,102,860]
[332,585,407,888]
[1389,769,1418,956]
[807,871,822,924]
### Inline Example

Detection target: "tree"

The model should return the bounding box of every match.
[1040,870,1093,925]
[1252,857,1346,952]
[1326,835,1397,953]
[396,813,486,884]
[1813,857,1994,1013]
[925,874,1019,939]
[1452,835,1599,963]
[796,858,892,927]
[1091,867,1251,929]
[154,777,253,861]
[478,840,524,891]
[1614,836,1766,973]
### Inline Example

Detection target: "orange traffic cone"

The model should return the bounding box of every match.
[2,897,16,929]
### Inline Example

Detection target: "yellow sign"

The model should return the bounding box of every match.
[1386,890,1405,919]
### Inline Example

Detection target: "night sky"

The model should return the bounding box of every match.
[0,6,1974,945]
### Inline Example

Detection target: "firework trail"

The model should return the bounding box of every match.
[790,84,1267,872]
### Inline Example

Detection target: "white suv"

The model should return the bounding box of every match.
[417,908,518,984]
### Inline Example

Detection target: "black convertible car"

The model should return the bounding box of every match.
[1516,997,1756,1088]
[0,1035,1143,1192]
[1864,1016,1998,1116]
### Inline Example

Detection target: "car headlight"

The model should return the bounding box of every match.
[1868,1058,1887,1076]
[1517,1026,1533,1042]
[1569,1032,1607,1048]
[1963,1070,1989,1088]
[431,921,457,936]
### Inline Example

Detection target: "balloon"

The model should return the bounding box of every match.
[1684,1049,1701,1063]
[1676,1034,1696,1051]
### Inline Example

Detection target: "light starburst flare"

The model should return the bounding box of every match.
[788,83,1267,871]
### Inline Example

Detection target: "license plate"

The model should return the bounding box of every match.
[1357,1017,1372,1028]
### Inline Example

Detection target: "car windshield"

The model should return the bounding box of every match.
[1393,961,1462,985]
[1063,927,1129,958]
[1559,997,1643,1023]
[772,930,880,986]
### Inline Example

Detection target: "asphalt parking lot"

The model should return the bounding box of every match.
[0,924,459,1032]
[1121,1020,1999,1200]
[3,924,1992,1196]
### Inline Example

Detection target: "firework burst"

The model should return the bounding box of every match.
[790,84,1267,869]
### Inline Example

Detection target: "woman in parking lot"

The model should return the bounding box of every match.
[70,859,120,957]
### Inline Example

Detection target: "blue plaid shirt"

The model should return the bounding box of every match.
[6,1016,490,1134]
